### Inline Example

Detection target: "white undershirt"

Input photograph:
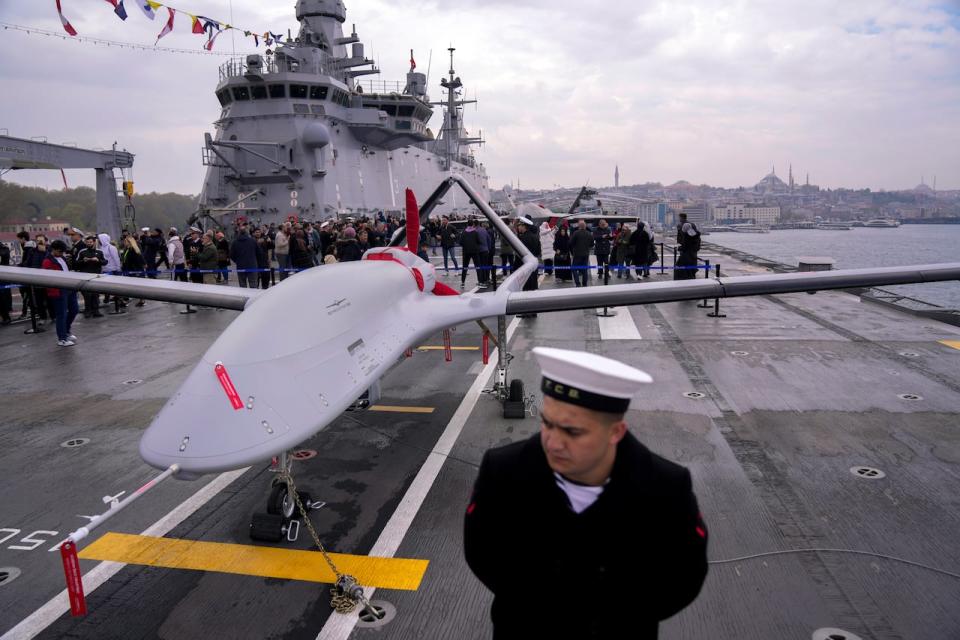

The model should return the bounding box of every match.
[554,472,607,514]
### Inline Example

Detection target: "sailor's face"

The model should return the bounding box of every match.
[540,396,624,483]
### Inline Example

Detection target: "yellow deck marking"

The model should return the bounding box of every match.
[940,340,960,351]
[78,532,428,591]
[368,405,435,414]
[416,346,480,351]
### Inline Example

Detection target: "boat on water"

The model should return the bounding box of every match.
[815,222,853,230]
[194,0,489,227]
[730,224,770,233]
[863,218,901,228]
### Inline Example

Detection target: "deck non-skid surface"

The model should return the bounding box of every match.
[0,262,958,639]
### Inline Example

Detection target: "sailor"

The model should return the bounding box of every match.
[464,347,708,639]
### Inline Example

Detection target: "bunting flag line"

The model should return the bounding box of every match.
[137,0,158,20]
[55,0,78,36]
[155,7,174,43]
[105,0,128,21]
[81,0,276,50]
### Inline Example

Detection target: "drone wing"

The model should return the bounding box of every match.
[503,263,960,315]
[0,266,259,311]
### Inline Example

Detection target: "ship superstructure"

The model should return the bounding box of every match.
[196,0,488,225]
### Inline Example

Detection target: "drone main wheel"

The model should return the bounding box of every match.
[267,484,297,519]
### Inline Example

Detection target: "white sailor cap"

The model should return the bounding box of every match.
[518,216,533,225]
[533,347,652,413]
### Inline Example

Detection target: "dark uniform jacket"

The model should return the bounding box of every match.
[464,433,708,640]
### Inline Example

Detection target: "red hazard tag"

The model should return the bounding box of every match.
[214,362,244,410]
[60,541,87,617]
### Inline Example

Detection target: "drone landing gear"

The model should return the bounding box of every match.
[483,315,538,419]
[248,452,325,544]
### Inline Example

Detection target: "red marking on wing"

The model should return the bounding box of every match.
[432,281,460,296]
[412,267,425,291]
[214,363,244,411]
[695,526,706,539]
[466,502,476,515]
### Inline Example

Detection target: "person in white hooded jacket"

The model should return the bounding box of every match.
[539,222,557,277]
[98,233,122,303]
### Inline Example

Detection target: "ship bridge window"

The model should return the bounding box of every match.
[251,84,268,100]
[269,84,286,99]
[310,85,328,100]
[330,90,350,108]
[397,105,415,118]
[290,84,308,99]
[381,104,397,116]
[232,86,250,101]
[396,120,412,130]
[216,90,233,106]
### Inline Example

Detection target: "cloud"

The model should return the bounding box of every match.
[0,0,956,194]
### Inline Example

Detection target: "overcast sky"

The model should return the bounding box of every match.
[1,0,958,194]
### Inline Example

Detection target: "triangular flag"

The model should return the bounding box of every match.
[410,49,416,71]
[137,0,156,20]
[205,29,222,51]
[55,0,78,35]
[253,33,259,47]
[190,15,204,34]
[104,0,128,20]
[155,7,174,43]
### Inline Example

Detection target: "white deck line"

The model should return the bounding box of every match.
[1,468,249,640]
[317,316,522,640]
[598,308,642,340]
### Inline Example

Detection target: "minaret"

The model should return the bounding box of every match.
[789,164,794,192]
[615,165,620,189]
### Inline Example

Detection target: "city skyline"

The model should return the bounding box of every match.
[0,0,958,194]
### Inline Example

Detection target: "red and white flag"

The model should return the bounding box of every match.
[409,49,416,71]
[55,0,78,36]
[155,7,174,44]
[205,29,222,51]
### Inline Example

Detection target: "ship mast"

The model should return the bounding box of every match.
[432,47,483,170]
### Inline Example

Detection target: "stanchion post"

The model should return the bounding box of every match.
[708,264,727,318]
[660,242,666,275]
[698,259,712,307]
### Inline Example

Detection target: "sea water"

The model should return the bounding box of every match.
[703,225,960,310]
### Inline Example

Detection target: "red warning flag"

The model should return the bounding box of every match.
[60,541,87,616]
[214,362,244,410]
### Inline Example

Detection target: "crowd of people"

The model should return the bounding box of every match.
[1,211,701,346]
